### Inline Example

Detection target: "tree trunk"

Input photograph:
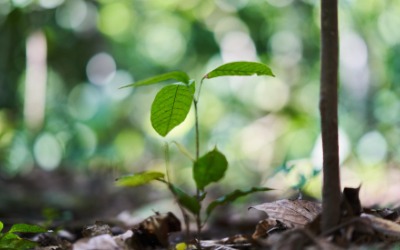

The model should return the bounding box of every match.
[320,0,341,232]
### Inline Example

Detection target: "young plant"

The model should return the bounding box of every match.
[0,221,47,250]
[116,61,275,237]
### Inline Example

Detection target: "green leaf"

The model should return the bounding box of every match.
[193,148,228,190]
[169,184,201,214]
[151,83,195,136]
[116,171,165,187]
[0,233,37,250]
[119,71,190,88]
[0,221,3,233]
[206,187,273,216]
[8,223,46,234]
[204,61,275,79]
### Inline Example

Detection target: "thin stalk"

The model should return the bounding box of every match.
[193,78,205,160]
[193,78,205,243]
[193,98,202,238]
[194,99,200,161]
[320,0,341,232]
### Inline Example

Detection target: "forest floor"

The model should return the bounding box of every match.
[1,168,400,249]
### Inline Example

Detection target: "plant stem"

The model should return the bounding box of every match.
[193,79,204,243]
[320,0,341,233]
[193,78,205,160]
[194,99,200,161]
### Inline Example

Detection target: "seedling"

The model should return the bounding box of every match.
[116,61,275,237]
[0,221,47,250]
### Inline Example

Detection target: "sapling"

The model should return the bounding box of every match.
[116,61,275,238]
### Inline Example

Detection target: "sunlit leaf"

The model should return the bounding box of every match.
[116,171,165,187]
[169,184,200,214]
[1,233,19,240]
[9,223,47,234]
[151,83,195,137]
[119,71,190,88]
[193,148,228,190]
[204,61,274,79]
[175,242,188,250]
[0,221,3,233]
[206,187,273,216]
[0,233,37,250]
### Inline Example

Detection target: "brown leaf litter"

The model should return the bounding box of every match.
[31,187,400,249]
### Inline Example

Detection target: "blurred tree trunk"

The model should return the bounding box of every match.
[320,0,341,232]
[0,9,27,121]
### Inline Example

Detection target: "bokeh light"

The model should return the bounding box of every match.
[141,24,187,66]
[267,0,294,8]
[98,2,134,37]
[86,53,116,86]
[356,131,388,165]
[56,0,97,32]
[39,0,64,9]
[34,133,63,170]
[68,84,101,120]
[270,31,302,67]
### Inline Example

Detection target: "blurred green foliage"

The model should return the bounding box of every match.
[0,0,399,200]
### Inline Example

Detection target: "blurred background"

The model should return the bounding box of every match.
[0,0,399,222]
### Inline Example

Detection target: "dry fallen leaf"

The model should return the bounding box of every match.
[250,199,322,228]
[361,213,400,239]
[252,218,287,239]
[258,228,343,250]
[73,230,133,250]
[128,212,181,249]
[199,234,253,249]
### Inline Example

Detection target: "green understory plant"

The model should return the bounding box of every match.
[116,61,275,237]
[0,221,47,250]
